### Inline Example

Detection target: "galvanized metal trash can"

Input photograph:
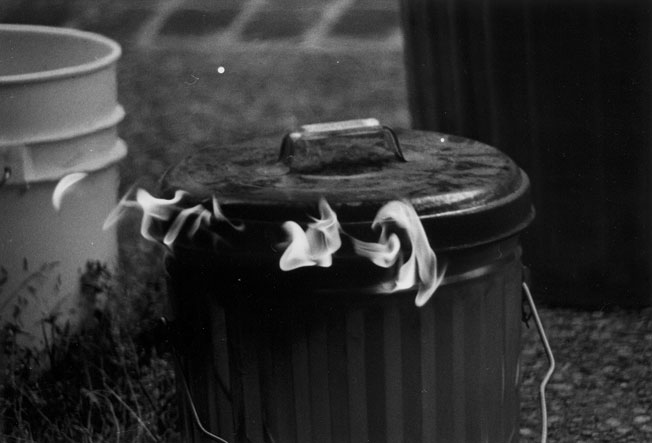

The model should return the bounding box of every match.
[161,122,534,443]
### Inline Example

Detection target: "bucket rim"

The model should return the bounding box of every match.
[0,24,122,85]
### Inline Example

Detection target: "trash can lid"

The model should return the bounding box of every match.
[161,119,533,250]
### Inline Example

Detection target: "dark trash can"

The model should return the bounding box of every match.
[161,121,534,442]
[400,0,652,307]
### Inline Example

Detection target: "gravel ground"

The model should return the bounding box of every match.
[115,49,652,443]
[520,307,652,442]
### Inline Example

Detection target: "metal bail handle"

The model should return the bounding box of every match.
[279,118,406,164]
[522,281,556,443]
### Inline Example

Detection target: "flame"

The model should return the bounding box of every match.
[135,189,187,241]
[163,204,212,247]
[104,185,442,305]
[103,188,243,249]
[279,198,342,271]
[161,195,246,247]
[370,201,445,307]
[52,172,88,211]
[281,199,445,307]
[102,185,139,230]
[212,195,245,232]
[352,232,401,268]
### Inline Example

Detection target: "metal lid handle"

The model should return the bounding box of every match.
[279,118,406,164]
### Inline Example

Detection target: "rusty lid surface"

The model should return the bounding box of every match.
[161,121,533,249]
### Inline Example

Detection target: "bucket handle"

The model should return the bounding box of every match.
[160,317,231,443]
[0,167,11,187]
[522,282,556,443]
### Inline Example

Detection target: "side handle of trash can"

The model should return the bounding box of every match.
[521,278,556,443]
[160,317,231,443]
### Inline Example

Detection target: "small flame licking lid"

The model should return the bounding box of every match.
[279,198,342,271]
[352,200,445,307]
[279,198,445,307]
[103,187,244,250]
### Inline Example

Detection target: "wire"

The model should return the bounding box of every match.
[162,317,231,443]
[522,282,556,443]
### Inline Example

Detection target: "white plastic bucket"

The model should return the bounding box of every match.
[0,24,127,347]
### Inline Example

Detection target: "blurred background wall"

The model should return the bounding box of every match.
[402,0,652,307]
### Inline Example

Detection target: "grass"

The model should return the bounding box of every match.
[1,262,178,442]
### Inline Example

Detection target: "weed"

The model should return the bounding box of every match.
[0,261,179,443]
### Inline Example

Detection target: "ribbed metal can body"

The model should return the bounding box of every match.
[169,237,523,443]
